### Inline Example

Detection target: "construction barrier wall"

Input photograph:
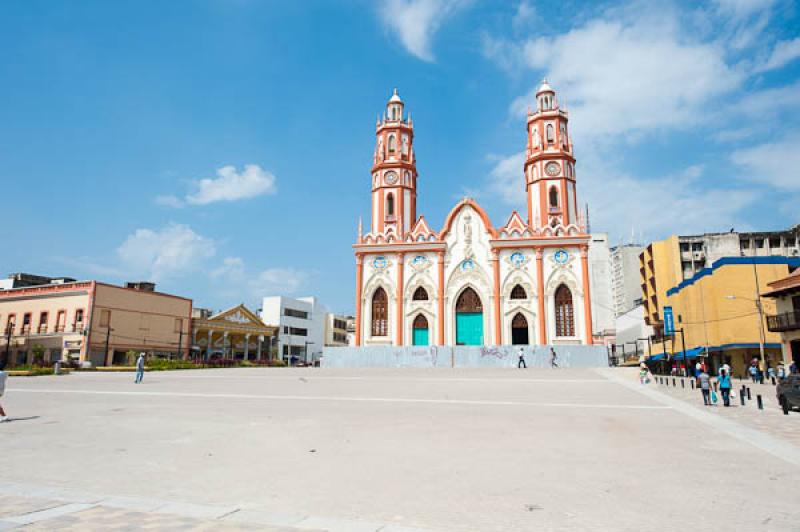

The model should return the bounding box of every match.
[321,345,609,369]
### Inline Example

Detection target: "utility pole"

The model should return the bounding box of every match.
[178,327,184,360]
[752,261,767,370]
[104,326,113,366]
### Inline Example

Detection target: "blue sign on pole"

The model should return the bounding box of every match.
[664,306,675,336]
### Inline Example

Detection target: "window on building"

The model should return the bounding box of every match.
[75,309,84,323]
[289,327,307,336]
[769,237,781,248]
[284,308,308,319]
[546,124,554,143]
[554,284,574,337]
[22,313,31,333]
[56,310,66,332]
[39,311,48,333]
[371,287,388,336]
[386,193,395,217]
[6,314,16,334]
[510,284,527,300]
[756,238,765,248]
[99,309,111,328]
[691,242,703,252]
[549,187,559,208]
[412,287,429,301]
[388,135,396,153]
[740,240,750,250]
[680,243,689,252]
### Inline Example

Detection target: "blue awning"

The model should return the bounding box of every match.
[673,347,705,360]
[648,353,666,361]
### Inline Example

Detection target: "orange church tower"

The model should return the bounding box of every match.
[370,89,417,239]
[524,80,578,229]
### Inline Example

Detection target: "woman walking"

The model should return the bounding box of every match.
[719,368,732,407]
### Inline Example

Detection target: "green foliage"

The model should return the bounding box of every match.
[144,358,198,371]
[31,344,46,365]
[125,350,138,366]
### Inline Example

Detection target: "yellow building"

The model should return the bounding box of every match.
[191,305,277,361]
[652,257,800,376]
[640,236,683,337]
[763,269,800,367]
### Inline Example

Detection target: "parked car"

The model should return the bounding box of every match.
[776,375,800,412]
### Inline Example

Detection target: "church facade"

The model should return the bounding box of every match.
[353,82,594,347]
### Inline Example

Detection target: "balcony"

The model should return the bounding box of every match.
[767,310,800,332]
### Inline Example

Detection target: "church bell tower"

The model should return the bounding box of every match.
[370,89,417,238]
[524,80,578,229]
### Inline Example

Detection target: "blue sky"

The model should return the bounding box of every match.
[1,0,798,314]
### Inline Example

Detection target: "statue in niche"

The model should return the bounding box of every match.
[377,137,384,161]
[402,135,409,154]
[463,214,474,260]
[532,127,541,148]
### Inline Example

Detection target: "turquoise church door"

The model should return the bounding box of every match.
[456,312,483,345]
[455,287,484,346]
[412,314,429,346]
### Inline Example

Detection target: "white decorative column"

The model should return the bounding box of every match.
[244,334,250,361]
[206,330,213,361]
[257,335,263,360]
[223,331,229,359]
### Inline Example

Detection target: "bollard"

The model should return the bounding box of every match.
[740,393,746,406]
[681,379,685,389]
[771,377,776,385]
[54,361,61,375]
[783,399,790,415]
[757,395,763,410]
[746,387,752,400]
[691,379,695,389]
[673,378,676,387]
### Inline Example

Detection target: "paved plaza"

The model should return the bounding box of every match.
[1,368,799,531]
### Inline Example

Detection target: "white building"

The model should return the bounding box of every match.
[611,244,645,316]
[325,314,349,347]
[260,296,328,364]
[588,233,614,344]
[614,305,654,363]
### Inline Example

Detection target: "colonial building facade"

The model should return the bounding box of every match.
[353,82,594,347]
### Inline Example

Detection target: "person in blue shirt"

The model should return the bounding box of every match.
[719,369,732,407]
[135,352,145,384]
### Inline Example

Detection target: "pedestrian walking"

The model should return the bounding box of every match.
[790,360,797,374]
[0,358,8,422]
[517,347,527,369]
[639,363,651,385]
[777,363,786,379]
[550,347,559,369]
[748,364,758,383]
[135,352,145,384]
[719,369,732,407]
[695,361,702,379]
[698,370,711,405]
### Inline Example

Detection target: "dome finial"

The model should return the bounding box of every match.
[389,88,403,104]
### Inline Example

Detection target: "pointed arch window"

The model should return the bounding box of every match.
[371,287,388,337]
[554,284,574,337]
[386,193,395,217]
[510,284,527,300]
[413,314,428,329]
[412,287,429,301]
[549,187,559,208]
[388,135,396,153]
[546,124,554,143]
[456,287,483,312]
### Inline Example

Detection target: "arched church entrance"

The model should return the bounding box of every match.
[412,314,429,346]
[511,312,529,345]
[455,287,483,346]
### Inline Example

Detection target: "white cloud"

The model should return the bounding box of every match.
[512,1,536,31]
[154,194,185,208]
[501,13,742,140]
[758,37,800,72]
[486,152,760,241]
[117,223,216,280]
[731,134,800,190]
[209,256,308,304]
[712,0,775,20]
[379,0,468,61]
[187,164,276,205]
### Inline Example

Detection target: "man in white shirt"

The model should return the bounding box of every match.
[0,358,8,422]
